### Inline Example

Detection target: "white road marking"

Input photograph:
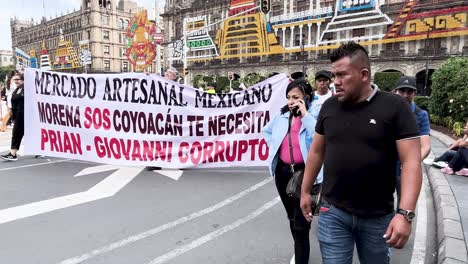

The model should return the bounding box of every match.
[154,169,184,180]
[0,159,72,171]
[57,177,273,264]
[146,197,281,264]
[410,169,428,264]
[74,164,123,177]
[0,167,143,224]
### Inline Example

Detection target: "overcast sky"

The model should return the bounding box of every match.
[0,0,163,50]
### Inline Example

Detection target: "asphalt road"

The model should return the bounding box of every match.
[0,157,426,264]
[0,128,430,263]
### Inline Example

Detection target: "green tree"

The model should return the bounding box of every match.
[0,65,15,84]
[241,73,266,88]
[373,72,402,92]
[429,57,468,120]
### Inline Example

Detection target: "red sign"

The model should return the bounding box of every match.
[154,32,164,45]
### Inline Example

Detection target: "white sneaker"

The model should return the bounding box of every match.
[423,158,434,165]
[290,254,295,264]
[433,161,449,169]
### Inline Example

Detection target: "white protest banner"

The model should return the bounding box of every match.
[24,69,288,168]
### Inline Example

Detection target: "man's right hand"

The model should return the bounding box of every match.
[300,194,313,222]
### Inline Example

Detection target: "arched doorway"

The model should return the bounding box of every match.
[382,69,404,75]
[416,69,435,96]
[290,71,307,79]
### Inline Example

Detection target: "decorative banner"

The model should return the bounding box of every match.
[40,40,51,71]
[216,0,285,57]
[29,49,38,68]
[184,16,219,59]
[15,47,30,71]
[168,40,184,61]
[319,0,392,45]
[79,40,92,65]
[52,29,82,70]
[24,69,289,168]
[125,10,157,71]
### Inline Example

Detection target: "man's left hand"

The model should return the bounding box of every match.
[384,214,412,249]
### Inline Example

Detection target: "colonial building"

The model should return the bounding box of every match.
[10,0,145,73]
[162,0,468,93]
[0,50,14,67]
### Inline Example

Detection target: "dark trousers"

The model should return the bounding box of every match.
[11,111,24,150]
[275,159,310,264]
[448,148,468,172]
[434,149,458,163]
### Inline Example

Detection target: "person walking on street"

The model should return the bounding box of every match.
[310,70,333,119]
[145,68,180,171]
[0,71,16,132]
[1,74,25,161]
[300,42,422,264]
[263,79,323,264]
[393,75,431,208]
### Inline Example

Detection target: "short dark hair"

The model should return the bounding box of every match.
[281,79,313,114]
[14,73,24,81]
[285,79,312,98]
[330,42,370,74]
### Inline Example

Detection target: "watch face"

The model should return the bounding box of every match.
[407,211,415,219]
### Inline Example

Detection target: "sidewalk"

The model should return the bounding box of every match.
[427,130,468,264]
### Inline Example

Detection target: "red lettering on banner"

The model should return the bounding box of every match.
[178,142,190,163]
[208,111,270,136]
[40,128,82,154]
[83,107,111,130]
[94,136,173,162]
[177,139,269,165]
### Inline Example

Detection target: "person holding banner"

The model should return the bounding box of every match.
[0,71,16,132]
[1,74,25,161]
[262,79,323,264]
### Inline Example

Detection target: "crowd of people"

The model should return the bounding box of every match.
[0,41,466,263]
[262,42,465,264]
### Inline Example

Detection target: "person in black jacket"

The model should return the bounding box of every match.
[1,73,24,161]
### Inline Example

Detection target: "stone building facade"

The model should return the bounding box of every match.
[0,50,14,67]
[10,0,144,73]
[162,0,468,93]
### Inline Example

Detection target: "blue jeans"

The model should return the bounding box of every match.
[318,200,393,264]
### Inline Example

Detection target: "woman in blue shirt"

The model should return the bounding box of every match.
[263,79,323,264]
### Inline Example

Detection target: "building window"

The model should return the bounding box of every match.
[104,45,110,55]
[104,60,111,71]
[353,28,365,38]
[119,19,125,30]
[103,30,110,40]
[121,47,126,57]
[101,14,109,25]
[122,61,128,72]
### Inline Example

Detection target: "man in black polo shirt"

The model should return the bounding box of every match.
[300,42,422,263]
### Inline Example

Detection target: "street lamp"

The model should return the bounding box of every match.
[423,28,431,96]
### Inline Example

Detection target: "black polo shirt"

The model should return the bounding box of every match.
[316,87,419,217]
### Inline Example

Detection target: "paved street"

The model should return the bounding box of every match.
[0,129,429,264]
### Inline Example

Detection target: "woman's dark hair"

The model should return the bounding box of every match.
[14,73,24,81]
[280,78,313,114]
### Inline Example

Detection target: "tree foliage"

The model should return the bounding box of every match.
[373,72,403,92]
[429,57,468,122]
[0,65,15,84]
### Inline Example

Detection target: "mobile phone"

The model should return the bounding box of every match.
[291,106,301,117]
